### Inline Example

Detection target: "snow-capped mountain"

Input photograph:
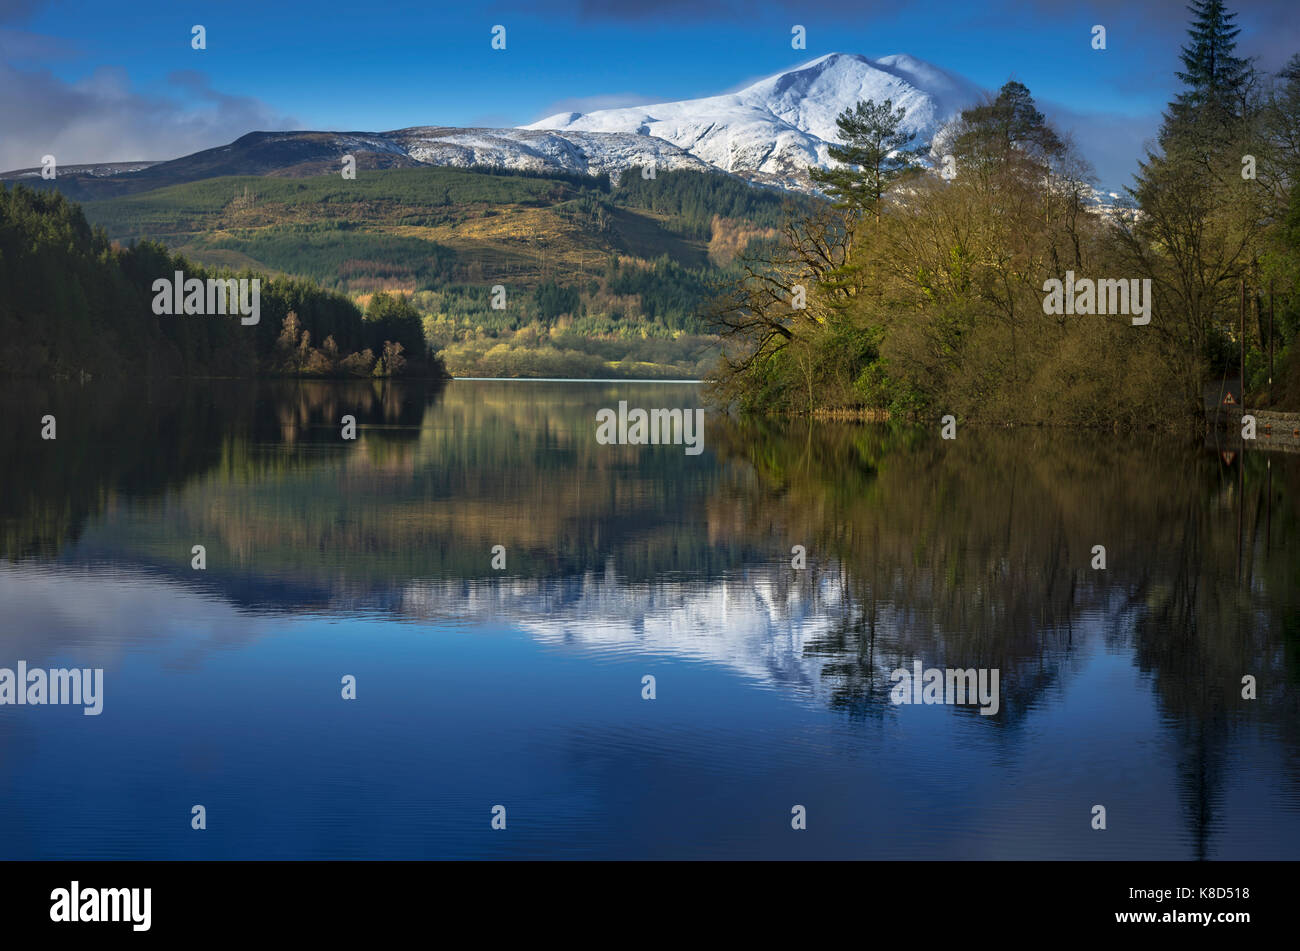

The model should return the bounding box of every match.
[3,53,987,199]
[524,52,986,188]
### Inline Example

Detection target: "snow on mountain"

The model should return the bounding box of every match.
[386,126,715,179]
[523,52,986,188]
[4,161,160,180]
[0,127,715,196]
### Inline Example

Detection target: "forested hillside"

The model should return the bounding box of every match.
[65,164,807,379]
[0,185,444,380]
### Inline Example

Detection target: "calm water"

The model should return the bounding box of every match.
[1,379,1298,859]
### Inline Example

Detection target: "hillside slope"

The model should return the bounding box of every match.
[80,165,798,293]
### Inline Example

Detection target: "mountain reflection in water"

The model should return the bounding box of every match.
[0,379,1296,859]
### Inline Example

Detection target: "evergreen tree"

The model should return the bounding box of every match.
[951,81,1065,176]
[1122,0,1269,408]
[1166,0,1253,146]
[810,99,916,217]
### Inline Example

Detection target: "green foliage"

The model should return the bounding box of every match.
[204,228,457,292]
[809,99,918,212]
[0,184,446,380]
[535,280,581,321]
[950,81,1066,174]
[603,256,716,331]
[438,338,714,380]
[83,167,590,232]
[364,290,426,359]
[612,167,803,239]
[1167,0,1253,146]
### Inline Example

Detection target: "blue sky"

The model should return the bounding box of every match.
[2,0,1297,188]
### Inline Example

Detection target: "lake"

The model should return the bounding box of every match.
[1,378,1297,859]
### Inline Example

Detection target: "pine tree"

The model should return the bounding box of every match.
[1164,0,1253,148]
[1122,0,1269,410]
[951,81,1065,176]
[809,99,916,218]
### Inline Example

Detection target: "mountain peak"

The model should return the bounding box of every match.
[786,51,869,70]
[523,53,984,187]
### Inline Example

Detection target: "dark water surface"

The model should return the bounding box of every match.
[1,379,1297,859]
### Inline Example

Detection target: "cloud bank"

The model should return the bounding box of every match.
[0,61,299,172]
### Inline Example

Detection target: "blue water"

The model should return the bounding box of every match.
[1,379,1297,859]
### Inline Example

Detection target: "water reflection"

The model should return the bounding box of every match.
[0,379,1297,858]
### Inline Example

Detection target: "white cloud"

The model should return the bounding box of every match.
[0,62,300,172]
